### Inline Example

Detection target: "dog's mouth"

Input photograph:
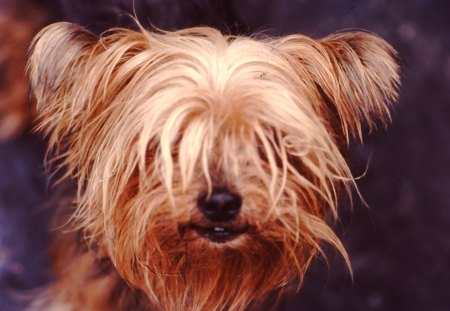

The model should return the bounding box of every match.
[189,224,249,243]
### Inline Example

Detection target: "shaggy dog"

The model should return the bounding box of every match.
[26,19,399,310]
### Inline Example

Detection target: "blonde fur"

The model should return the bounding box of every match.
[27,22,399,311]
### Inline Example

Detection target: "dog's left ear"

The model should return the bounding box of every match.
[27,22,97,141]
[276,32,400,140]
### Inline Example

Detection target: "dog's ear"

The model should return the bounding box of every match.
[27,22,97,139]
[276,32,400,141]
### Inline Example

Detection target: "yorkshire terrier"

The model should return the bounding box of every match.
[27,21,399,311]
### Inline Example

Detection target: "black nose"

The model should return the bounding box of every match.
[197,188,242,222]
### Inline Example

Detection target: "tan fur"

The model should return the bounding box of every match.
[27,22,399,311]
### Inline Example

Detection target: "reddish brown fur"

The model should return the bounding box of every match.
[27,22,399,311]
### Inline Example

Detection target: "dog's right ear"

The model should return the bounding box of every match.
[27,22,97,138]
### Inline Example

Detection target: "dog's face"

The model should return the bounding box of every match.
[28,22,399,310]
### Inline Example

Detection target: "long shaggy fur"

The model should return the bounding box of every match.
[27,22,399,311]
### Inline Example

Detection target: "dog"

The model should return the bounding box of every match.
[26,20,399,311]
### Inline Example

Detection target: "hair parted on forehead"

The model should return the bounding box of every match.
[27,21,399,310]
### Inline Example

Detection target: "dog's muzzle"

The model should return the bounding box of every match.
[194,188,244,243]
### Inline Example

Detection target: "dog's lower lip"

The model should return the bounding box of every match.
[191,225,247,243]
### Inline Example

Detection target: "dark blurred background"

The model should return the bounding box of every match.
[1,0,449,310]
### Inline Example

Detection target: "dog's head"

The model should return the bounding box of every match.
[28,22,399,310]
